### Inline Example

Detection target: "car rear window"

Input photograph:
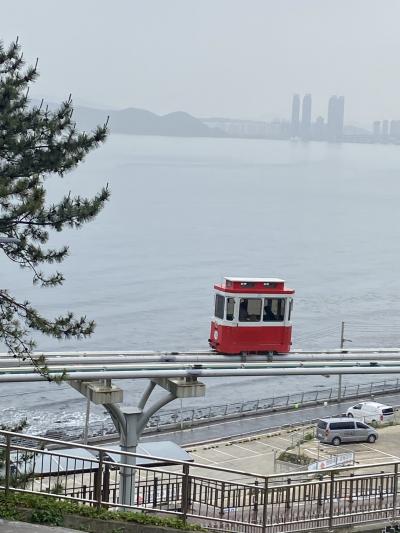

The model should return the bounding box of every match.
[330,421,355,430]
[382,408,394,415]
[317,420,327,429]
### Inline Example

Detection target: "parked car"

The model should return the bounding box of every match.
[316,417,378,446]
[346,401,395,424]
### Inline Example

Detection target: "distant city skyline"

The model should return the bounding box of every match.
[290,93,345,140]
[2,1,400,125]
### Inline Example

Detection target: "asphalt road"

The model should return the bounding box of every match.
[141,392,400,446]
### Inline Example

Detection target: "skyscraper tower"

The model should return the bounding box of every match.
[337,96,345,137]
[327,95,345,141]
[327,95,338,140]
[291,94,300,137]
[301,94,312,139]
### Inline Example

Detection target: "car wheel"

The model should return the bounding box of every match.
[332,436,341,446]
[347,413,354,418]
[367,434,376,443]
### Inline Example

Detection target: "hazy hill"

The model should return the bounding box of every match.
[73,106,224,137]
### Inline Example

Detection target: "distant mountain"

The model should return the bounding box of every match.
[28,99,225,138]
[73,106,225,138]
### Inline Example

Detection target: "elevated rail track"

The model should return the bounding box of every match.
[1,347,400,382]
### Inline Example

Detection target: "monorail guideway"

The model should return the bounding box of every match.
[1,275,400,509]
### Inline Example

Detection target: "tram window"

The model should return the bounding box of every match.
[239,298,262,322]
[263,298,285,322]
[226,298,235,321]
[214,294,225,319]
[288,298,293,321]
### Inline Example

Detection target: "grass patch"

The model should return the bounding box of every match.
[277,450,313,466]
[0,492,203,530]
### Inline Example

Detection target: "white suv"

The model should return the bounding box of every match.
[346,401,394,424]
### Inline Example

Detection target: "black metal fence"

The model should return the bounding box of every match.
[1,430,400,532]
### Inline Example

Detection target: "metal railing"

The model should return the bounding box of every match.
[1,430,400,532]
[40,377,400,442]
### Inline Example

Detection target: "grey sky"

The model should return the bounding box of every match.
[2,1,399,124]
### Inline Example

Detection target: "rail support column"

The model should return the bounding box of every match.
[103,377,205,512]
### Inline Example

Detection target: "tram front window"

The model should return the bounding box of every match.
[239,298,262,322]
[215,294,225,319]
[226,298,235,321]
[263,298,285,322]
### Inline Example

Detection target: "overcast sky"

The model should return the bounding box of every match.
[2,1,399,125]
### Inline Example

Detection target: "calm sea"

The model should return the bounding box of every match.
[1,134,400,431]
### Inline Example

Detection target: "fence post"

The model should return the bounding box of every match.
[153,477,159,508]
[5,434,11,495]
[347,472,354,512]
[95,450,104,509]
[219,481,225,516]
[285,478,291,510]
[393,463,399,520]
[102,464,110,505]
[329,470,335,529]
[181,463,190,522]
[262,478,269,533]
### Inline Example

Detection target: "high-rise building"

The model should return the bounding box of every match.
[390,120,400,138]
[327,95,345,141]
[382,120,389,137]
[337,96,345,136]
[291,94,300,137]
[301,94,312,138]
[313,116,325,140]
[372,121,381,138]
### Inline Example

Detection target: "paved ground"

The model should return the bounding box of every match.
[141,391,400,446]
[175,410,400,482]
[0,520,78,532]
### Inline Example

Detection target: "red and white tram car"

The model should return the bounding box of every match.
[209,277,295,354]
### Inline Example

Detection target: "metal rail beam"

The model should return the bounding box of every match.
[0,347,399,359]
[2,352,400,367]
[0,365,400,382]
[2,360,400,374]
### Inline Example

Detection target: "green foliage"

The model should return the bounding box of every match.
[0,492,204,531]
[31,507,63,526]
[303,432,314,441]
[277,450,312,466]
[0,39,109,378]
[0,496,21,520]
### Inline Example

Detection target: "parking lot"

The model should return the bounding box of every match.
[185,418,400,482]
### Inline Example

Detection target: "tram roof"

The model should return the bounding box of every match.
[225,277,285,283]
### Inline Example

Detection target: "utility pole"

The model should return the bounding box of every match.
[338,321,352,403]
[338,322,344,402]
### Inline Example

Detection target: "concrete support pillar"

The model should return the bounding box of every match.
[119,407,142,509]
[70,377,205,511]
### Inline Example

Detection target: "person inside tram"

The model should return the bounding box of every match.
[239,299,249,321]
[263,302,277,321]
